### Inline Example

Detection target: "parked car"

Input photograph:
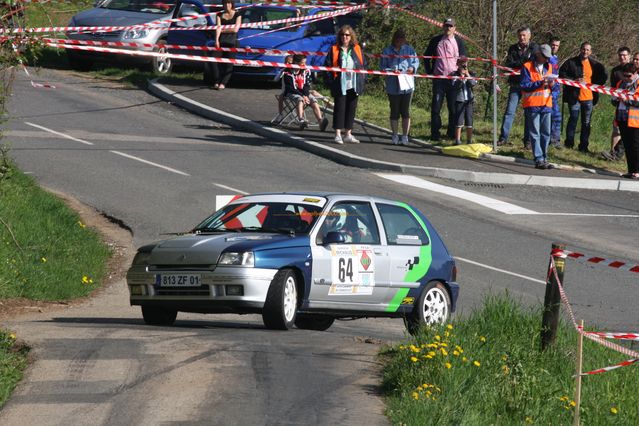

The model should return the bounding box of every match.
[65,0,195,73]
[167,1,363,80]
[126,192,460,334]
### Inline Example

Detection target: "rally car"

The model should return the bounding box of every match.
[126,193,459,334]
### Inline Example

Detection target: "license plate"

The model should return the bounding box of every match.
[156,274,201,287]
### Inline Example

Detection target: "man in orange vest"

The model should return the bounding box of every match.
[520,44,556,170]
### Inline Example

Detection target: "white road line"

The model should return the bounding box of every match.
[213,183,249,195]
[376,173,538,215]
[109,150,190,176]
[455,256,546,285]
[24,122,94,146]
[538,212,639,218]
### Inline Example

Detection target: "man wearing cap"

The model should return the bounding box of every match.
[520,44,555,169]
[424,17,467,141]
[498,27,538,148]
[559,42,607,152]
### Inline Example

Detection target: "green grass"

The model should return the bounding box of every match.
[0,157,110,299]
[381,295,639,425]
[0,330,29,408]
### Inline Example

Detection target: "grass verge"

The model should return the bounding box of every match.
[382,295,639,425]
[0,330,28,408]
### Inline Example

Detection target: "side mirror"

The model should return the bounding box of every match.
[323,231,345,245]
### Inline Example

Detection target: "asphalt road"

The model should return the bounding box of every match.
[1,68,638,425]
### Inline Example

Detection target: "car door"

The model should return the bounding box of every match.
[309,201,390,309]
[375,203,432,305]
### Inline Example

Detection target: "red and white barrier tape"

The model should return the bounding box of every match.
[581,358,639,376]
[552,248,639,274]
[585,331,639,341]
[260,0,360,5]
[550,256,639,360]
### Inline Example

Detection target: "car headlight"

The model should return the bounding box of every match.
[123,28,149,40]
[218,252,254,267]
[132,251,152,266]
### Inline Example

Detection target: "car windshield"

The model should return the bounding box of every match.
[193,202,323,234]
[98,0,177,14]
[240,7,298,32]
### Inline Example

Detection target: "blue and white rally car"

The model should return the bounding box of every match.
[126,193,459,334]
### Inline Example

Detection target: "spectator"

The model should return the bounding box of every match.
[211,0,241,90]
[380,29,419,146]
[497,27,538,148]
[325,25,366,144]
[520,44,555,170]
[633,52,639,70]
[612,63,639,179]
[274,54,295,121]
[450,57,477,145]
[549,37,562,149]
[559,42,607,152]
[602,46,631,161]
[282,55,329,131]
[424,17,467,141]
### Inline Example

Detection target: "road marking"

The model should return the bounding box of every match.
[24,122,94,146]
[376,173,538,215]
[213,183,249,195]
[376,173,639,218]
[110,150,190,176]
[455,256,546,285]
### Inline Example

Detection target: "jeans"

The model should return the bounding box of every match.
[499,86,529,144]
[525,109,551,163]
[431,79,455,139]
[565,100,593,149]
[551,90,562,143]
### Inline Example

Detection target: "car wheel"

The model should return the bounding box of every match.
[152,40,172,75]
[66,49,93,71]
[294,314,334,331]
[263,269,298,330]
[141,306,177,326]
[405,281,451,335]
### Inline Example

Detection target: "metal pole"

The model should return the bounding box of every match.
[573,319,584,426]
[541,242,566,350]
[492,0,498,151]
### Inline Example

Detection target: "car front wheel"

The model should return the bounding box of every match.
[141,306,177,326]
[152,40,172,74]
[294,314,334,331]
[405,281,451,335]
[263,269,298,330]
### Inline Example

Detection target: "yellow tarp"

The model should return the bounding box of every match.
[441,143,493,159]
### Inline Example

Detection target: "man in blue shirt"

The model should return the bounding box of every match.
[549,37,562,150]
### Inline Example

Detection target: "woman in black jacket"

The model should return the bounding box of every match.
[324,25,366,144]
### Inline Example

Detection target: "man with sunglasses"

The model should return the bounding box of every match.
[602,46,631,161]
[424,17,467,142]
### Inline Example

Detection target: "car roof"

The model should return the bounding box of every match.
[232,192,401,205]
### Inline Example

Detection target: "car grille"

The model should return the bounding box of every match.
[149,264,215,272]
[156,284,211,296]
[90,30,124,40]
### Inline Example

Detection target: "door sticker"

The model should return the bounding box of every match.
[329,245,375,295]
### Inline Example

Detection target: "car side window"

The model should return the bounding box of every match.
[377,203,430,246]
[316,202,380,245]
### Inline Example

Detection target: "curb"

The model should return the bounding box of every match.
[148,79,639,193]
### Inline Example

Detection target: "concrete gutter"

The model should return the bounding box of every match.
[149,79,639,192]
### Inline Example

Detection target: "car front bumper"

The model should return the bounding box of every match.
[127,266,277,313]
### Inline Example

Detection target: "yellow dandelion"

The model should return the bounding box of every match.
[473,360,481,367]
[462,356,468,362]
[41,257,47,263]
[479,336,487,342]
[9,333,16,340]
[417,385,423,391]
[82,276,89,283]
[435,335,441,341]
[501,355,508,361]
[611,407,618,415]
[399,345,405,350]
[453,350,460,356]
[444,331,450,337]
[440,348,448,356]
[559,396,569,402]
[501,365,510,375]
[410,356,419,362]
[446,324,453,330]
[78,221,86,228]
[569,401,576,407]
[412,392,419,400]
[440,342,448,347]
[445,362,452,369]
[428,351,436,357]
[525,416,533,424]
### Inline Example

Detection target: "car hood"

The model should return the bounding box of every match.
[148,233,309,266]
[239,33,304,50]
[71,8,171,26]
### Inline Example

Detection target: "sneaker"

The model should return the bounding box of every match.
[344,135,360,144]
[298,119,308,130]
[334,135,343,144]
[391,134,399,145]
[551,141,563,150]
[545,162,556,170]
[535,161,547,170]
[496,139,508,146]
[401,135,409,146]
[319,117,329,132]
[601,151,616,161]
[578,146,590,154]
[454,139,462,145]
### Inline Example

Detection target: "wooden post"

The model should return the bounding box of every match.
[573,319,584,426]
[541,243,566,350]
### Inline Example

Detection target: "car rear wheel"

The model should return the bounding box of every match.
[405,281,451,335]
[141,306,177,326]
[263,269,298,330]
[152,40,172,74]
[294,314,334,331]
